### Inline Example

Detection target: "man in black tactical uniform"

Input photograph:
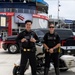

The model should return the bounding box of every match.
[16,20,39,75]
[43,23,61,75]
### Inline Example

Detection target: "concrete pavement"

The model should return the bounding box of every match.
[0,49,75,75]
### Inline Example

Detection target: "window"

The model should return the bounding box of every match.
[0,8,4,12]
[30,9,35,14]
[34,30,44,36]
[18,9,23,13]
[24,9,29,13]
[6,8,10,12]
[55,29,73,40]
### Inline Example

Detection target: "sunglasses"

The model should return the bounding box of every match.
[49,26,54,28]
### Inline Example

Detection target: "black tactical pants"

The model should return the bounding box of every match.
[20,51,36,75]
[44,52,59,75]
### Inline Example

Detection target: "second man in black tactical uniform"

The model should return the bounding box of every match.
[43,23,61,75]
[16,20,39,75]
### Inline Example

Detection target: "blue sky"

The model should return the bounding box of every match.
[44,0,75,20]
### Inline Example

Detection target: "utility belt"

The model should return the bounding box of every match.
[24,48,31,52]
[23,47,36,52]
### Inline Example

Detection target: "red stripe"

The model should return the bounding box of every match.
[19,15,24,19]
[3,41,16,44]
[17,16,23,21]
[17,15,24,20]
[17,15,24,21]
[62,40,66,46]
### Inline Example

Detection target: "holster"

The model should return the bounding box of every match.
[53,47,60,53]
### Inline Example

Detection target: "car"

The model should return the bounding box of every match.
[2,28,75,55]
[2,30,44,54]
[39,28,75,55]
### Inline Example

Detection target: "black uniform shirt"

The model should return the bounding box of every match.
[43,31,60,48]
[16,29,39,49]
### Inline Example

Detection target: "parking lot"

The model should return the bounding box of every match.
[0,49,75,75]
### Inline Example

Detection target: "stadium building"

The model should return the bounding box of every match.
[0,0,49,39]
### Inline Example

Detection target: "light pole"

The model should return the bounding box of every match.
[57,0,60,28]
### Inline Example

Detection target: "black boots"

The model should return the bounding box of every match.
[44,68,49,75]
[55,68,60,75]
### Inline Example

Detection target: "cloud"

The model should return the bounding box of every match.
[44,0,75,20]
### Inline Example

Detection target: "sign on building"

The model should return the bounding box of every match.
[14,13,33,23]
